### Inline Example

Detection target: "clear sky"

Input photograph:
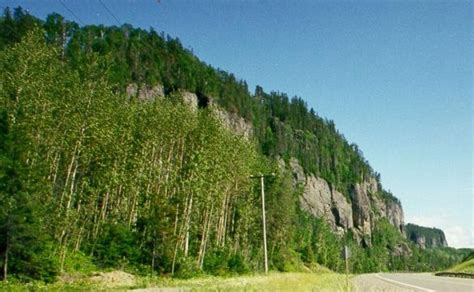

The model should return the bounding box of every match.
[4,0,472,248]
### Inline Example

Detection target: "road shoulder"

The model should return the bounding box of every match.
[351,273,414,292]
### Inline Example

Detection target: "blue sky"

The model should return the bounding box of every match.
[4,0,472,247]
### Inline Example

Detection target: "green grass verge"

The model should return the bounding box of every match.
[135,272,349,291]
[445,258,474,274]
[0,271,349,291]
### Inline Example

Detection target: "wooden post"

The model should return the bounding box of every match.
[260,175,268,275]
[3,235,8,282]
[344,245,349,292]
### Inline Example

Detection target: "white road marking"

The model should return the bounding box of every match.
[416,274,474,287]
[375,273,435,292]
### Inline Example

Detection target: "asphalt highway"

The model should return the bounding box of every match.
[375,273,474,292]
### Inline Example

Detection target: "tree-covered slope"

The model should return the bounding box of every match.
[445,255,474,274]
[446,256,474,274]
[405,223,448,249]
[0,7,382,198]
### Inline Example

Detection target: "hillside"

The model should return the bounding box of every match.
[447,252,474,273]
[405,223,448,249]
[0,7,466,283]
[446,259,474,274]
[436,251,474,277]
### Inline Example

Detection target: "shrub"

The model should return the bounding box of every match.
[174,257,201,279]
[228,253,250,274]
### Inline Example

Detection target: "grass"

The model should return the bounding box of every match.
[136,271,349,291]
[0,280,103,291]
[445,258,474,274]
[0,271,349,291]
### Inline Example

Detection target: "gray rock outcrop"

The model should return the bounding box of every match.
[385,201,405,233]
[331,189,353,232]
[181,91,198,111]
[351,182,374,238]
[177,91,253,139]
[289,157,305,185]
[213,108,253,139]
[300,176,336,229]
[283,157,406,243]
[126,83,164,101]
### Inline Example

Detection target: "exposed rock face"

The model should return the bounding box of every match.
[349,180,405,244]
[405,223,448,249]
[415,236,427,249]
[385,201,405,233]
[181,91,198,111]
[331,189,353,232]
[300,176,336,229]
[213,108,253,139]
[283,157,406,243]
[289,155,355,234]
[391,242,412,257]
[177,91,253,139]
[126,83,164,101]
[351,182,373,238]
[289,157,305,185]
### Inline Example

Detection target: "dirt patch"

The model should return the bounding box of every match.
[89,270,136,287]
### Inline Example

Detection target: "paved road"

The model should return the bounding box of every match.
[353,273,474,292]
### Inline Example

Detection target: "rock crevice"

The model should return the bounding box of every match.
[285,157,405,242]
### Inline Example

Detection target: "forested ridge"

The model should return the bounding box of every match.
[0,7,469,283]
[405,224,448,248]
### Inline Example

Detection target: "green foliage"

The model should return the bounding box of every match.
[274,248,305,272]
[227,253,250,274]
[462,251,474,262]
[0,22,267,281]
[0,7,465,284]
[62,251,96,274]
[202,248,230,276]
[405,223,447,248]
[0,31,59,282]
[174,257,202,279]
[92,223,139,269]
[0,6,377,198]
[445,257,474,274]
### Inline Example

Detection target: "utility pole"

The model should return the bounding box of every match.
[342,245,350,292]
[260,175,268,275]
[250,173,274,275]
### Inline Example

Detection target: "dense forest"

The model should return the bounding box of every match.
[0,7,469,283]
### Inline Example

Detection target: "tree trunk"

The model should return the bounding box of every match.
[59,143,78,213]
[151,231,156,275]
[198,203,214,269]
[184,231,189,257]
[65,160,79,211]
[171,191,193,275]
[128,189,140,227]
[173,203,180,236]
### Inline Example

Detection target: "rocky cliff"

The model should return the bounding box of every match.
[127,87,253,139]
[285,157,405,245]
[127,86,406,246]
[126,83,165,101]
[405,223,448,249]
